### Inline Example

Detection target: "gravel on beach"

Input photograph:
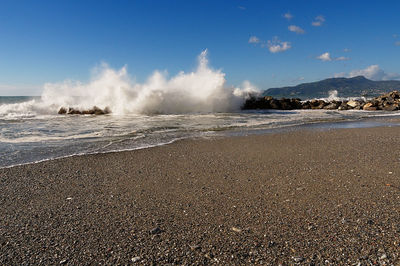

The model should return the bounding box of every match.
[1,127,400,265]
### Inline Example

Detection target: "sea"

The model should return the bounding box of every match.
[1,95,400,168]
[1,52,400,168]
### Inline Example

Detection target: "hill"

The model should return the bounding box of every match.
[264,76,400,99]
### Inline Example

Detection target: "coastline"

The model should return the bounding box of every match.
[1,126,400,264]
[2,113,400,170]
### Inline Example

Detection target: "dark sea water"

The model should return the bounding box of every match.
[1,96,400,168]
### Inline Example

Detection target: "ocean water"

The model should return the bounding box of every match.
[1,95,400,168]
[2,51,400,168]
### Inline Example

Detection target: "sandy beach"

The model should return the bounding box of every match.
[1,126,400,265]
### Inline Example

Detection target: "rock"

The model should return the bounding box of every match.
[269,99,281,109]
[131,256,141,262]
[59,106,111,115]
[310,99,326,109]
[67,108,82,114]
[324,101,340,110]
[264,96,273,101]
[290,98,303,109]
[241,90,400,111]
[231,227,242,233]
[190,244,201,251]
[58,107,67,114]
[293,256,304,263]
[382,104,398,111]
[388,90,400,98]
[338,103,349,110]
[347,100,361,108]
[59,259,68,264]
[301,101,311,109]
[280,98,294,110]
[363,102,377,111]
[150,227,162,234]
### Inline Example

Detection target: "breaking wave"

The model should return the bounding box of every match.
[0,50,259,118]
[313,90,369,102]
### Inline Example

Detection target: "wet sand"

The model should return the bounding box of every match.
[1,126,400,264]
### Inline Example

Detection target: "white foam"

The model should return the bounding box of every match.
[313,90,369,102]
[0,50,259,118]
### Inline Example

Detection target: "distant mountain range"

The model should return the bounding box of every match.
[264,76,400,99]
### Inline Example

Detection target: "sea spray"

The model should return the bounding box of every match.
[0,50,258,119]
[311,90,368,102]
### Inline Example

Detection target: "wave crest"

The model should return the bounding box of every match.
[36,49,258,116]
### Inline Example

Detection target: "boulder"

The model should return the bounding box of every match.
[290,98,303,109]
[324,101,341,110]
[388,90,400,99]
[301,101,311,109]
[382,104,398,111]
[264,96,274,101]
[338,103,349,110]
[269,99,281,109]
[59,106,111,115]
[280,98,294,110]
[241,90,400,111]
[347,100,361,108]
[363,102,377,111]
[67,108,82,114]
[58,107,67,114]
[310,99,326,109]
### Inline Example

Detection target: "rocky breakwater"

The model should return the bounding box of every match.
[58,106,111,115]
[242,91,400,111]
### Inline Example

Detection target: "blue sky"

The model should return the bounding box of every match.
[0,0,399,95]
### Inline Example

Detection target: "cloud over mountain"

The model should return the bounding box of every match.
[335,65,400,81]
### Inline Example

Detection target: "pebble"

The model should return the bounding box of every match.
[59,259,68,264]
[131,256,141,262]
[190,244,201,251]
[231,227,242,233]
[380,254,387,260]
[150,227,162,234]
[293,256,304,263]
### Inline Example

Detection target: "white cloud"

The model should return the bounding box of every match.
[312,15,325,26]
[249,36,291,54]
[283,12,293,20]
[335,56,349,61]
[288,25,305,34]
[343,48,351,52]
[267,37,291,53]
[317,52,332,61]
[395,41,400,46]
[248,36,260,44]
[335,65,400,81]
[238,6,246,10]
[317,52,349,62]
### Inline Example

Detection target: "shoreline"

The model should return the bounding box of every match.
[1,126,400,264]
[2,114,400,170]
